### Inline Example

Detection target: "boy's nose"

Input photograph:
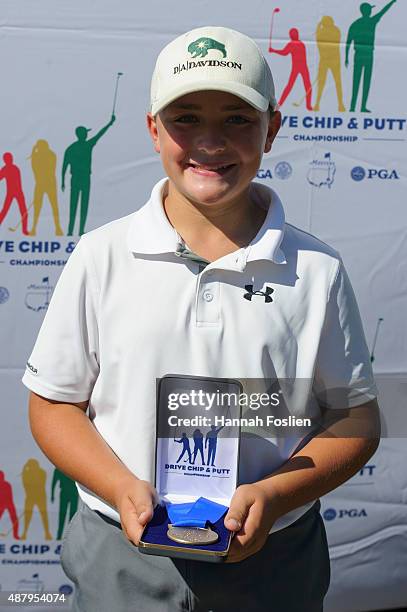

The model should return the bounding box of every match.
[195,132,227,154]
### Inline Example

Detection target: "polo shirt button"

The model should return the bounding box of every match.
[203,291,213,302]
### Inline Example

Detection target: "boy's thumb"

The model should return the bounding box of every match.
[134,495,154,525]
[224,493,249,532]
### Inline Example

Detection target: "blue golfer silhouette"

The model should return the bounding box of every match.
[205,425,224,466]
[192,429,205,465]
[174,432,192,464]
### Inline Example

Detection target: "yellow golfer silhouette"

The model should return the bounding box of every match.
[314,16,346,112]
[20,459,52,540]
[29,140,63,236]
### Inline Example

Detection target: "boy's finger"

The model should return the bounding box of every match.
[140,480,160,507]
[124,521,145,546]
[130,481,157,524]
[121,501,152,544]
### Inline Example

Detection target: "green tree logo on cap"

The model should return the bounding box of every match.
[188,37,227,59]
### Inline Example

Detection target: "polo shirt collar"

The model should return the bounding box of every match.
[127,178,286,270]
[127,178,178,255]
[245,181,287,266]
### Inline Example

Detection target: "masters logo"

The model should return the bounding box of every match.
[173,38,242,75]
[307,152,336,189]
[0,287,10,304]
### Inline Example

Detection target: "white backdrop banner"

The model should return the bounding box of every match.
[1,1,406,610]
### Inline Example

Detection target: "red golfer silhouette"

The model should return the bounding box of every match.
[0,152,29,235]
[269,28,313,111]
[0,470,20,539]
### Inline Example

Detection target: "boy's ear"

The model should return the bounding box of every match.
[264,110,281,154]
[146,112,160,153]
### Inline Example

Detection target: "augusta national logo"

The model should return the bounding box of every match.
[307,152,336,189]
[173,38,242,75]
[25,277,53,312]
[188,37,226,59]
[0,287,10,304]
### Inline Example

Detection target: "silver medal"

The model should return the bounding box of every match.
[167,524,218,545]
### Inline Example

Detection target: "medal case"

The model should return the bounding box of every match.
[138,374,242,562]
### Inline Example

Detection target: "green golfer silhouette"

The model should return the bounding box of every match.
[62,114,115,235]
[51,468,79,540]
[345,1,397,112]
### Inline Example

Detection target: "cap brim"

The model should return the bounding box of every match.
[151,80,273,115]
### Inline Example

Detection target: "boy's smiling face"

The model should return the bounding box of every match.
[147,90,281,209]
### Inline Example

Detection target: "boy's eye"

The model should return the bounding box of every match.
[227,115,250,124]
[174,115,199,123]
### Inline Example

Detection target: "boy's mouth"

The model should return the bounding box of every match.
[185,162,236,176]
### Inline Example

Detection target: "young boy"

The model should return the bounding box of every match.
[23,26,380,612]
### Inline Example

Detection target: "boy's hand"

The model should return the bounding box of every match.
[114,477,158,546]
[224,483,278,563]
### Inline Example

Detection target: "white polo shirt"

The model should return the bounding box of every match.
[22,177,377,532]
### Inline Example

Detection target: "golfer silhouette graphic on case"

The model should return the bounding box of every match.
[174,432,192,464]
[191,429,205,465]
[205,425,224,467]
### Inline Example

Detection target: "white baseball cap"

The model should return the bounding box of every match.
[150,26,276,116]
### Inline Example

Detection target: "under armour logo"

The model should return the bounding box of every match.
[243,284,274,303]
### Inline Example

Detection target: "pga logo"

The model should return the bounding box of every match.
[359,464,376,476]
[351,166,399,181]
[257,168,273,179]
[323,508,367,521]
[256,161,293,181]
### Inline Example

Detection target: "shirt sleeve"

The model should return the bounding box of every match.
[22,238,99,402]
[313,259,378,409]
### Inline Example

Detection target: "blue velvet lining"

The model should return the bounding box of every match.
[167,497,228,527]
[142,503,231,553]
